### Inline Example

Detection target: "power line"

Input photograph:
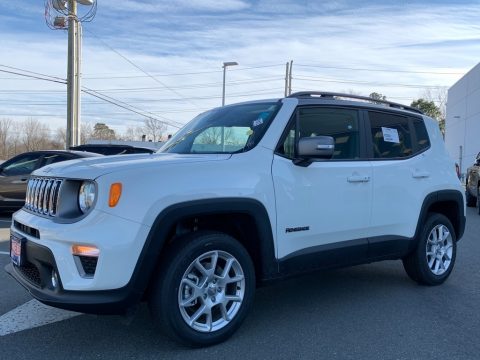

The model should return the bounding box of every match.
[81,88,182,129]
[80,63,285,79]
[295,64,465,75]
[0,69,66,85]
[0,64,183,128]
[293,75,449,89]
[84,28,201,109]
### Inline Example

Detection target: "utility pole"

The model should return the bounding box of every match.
[66,0,79,148]
[46,0,95,148]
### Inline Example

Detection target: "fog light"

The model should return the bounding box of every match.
[51,270,59,289]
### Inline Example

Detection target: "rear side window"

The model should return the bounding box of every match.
[412,119,430,153]
[369,112,413,159]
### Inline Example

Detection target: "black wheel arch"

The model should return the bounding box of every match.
[414,190,466,246]
[134,198,278,299]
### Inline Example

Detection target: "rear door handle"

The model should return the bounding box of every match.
[348,175,370,183]
[412,170,430,179]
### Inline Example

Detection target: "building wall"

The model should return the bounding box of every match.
[445,62,480,176]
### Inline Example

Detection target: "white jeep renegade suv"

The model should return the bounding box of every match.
[6,92,465,346]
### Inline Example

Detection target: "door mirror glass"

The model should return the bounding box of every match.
[297,136,335,159]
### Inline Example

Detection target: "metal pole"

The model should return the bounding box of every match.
[75,21,82,145]
[66,0,77,149]
[284,62,289,97]
[288,60,293,95]
[222,65,226,107]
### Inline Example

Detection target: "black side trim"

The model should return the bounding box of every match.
[278,238,368,275]
[367,235,413,260]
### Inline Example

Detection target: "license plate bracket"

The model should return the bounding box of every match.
[10,232,26,267]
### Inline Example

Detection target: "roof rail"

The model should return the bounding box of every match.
[287,91,424,115]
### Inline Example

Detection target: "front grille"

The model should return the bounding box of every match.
[78,256,98,276]
[24,177,63,217]
[17,263,41,287]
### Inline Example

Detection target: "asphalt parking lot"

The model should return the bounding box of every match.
[0,209,479,360]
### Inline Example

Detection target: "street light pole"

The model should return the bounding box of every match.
[222,61,238,107]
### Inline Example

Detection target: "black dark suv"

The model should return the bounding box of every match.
[466,152,480,214]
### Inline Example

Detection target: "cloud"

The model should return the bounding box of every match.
[101,0,250,13]
[0,1,479,136]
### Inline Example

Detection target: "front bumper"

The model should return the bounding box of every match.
[5,208,152,314]
[5,262,140,314]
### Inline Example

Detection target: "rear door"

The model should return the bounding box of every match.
[366,111,432,257]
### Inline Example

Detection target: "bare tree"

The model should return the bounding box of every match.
[122,125,145,141]
[81,122,93,144]
[0,118,12,160]
[419,87,447,135]
[143,118,167,142]
[21,118,50,151]
[56,127,67,148]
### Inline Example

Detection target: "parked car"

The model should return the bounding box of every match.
[70,144,155,155]
[7,92,465,346]
[0,150,101,211]
[466,152,480,214]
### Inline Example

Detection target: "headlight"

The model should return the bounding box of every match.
[78,181,96,213]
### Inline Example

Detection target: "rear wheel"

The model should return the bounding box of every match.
[149,232,255,347]
[403,213,456,285]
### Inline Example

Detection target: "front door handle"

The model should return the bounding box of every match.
[348,175,370,183]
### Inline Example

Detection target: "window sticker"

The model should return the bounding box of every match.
[252,118,264,127]
[381,127,400,143]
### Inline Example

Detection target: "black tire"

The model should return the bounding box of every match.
[466,187,476,207]
[149,231,255,347]
[403,213,457,286]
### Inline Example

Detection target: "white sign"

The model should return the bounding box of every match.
[381,127,400,143]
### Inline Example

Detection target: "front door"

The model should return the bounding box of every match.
[272,106,372,267]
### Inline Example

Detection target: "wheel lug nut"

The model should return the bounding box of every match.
[203,294,207,299]
[217,287,222,292]
[211,297,216,302]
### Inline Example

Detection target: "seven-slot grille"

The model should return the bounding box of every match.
[24,177,63,216]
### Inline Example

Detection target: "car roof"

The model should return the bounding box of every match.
[20,150,102,157]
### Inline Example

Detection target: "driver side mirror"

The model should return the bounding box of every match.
[293,136,335,167]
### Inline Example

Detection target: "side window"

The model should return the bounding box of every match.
[1,154,40,176]
[278,107,360,160]
[42,154,73,166]
[369,111,412,159]
[412,118,430,153]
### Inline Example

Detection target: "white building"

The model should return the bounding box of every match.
[445,62,480,178]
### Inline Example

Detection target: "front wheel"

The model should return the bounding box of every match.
[149,232,255,347]
[403,213,457,285]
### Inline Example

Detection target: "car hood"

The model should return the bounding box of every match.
[33,153,232,179]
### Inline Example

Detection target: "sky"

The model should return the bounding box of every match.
[0,0,479,138]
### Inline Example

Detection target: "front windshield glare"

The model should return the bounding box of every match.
[161,102,281,154]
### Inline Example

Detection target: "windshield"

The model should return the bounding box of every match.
[160,101,281,154]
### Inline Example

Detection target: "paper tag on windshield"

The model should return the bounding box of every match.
[381,127,400,143]
[253,118,264,127]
